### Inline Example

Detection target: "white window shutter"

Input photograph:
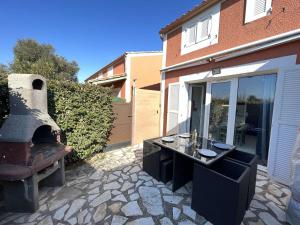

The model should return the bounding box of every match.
[185,23,197,47]
[268,67,300,185]
[167,83,180,135]
[197,18,211,43]
[245,0,272,23]
[254,0,267,16]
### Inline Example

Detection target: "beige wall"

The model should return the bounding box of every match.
[130,54,162,90]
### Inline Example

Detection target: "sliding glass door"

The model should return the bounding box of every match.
[234,74,277,165]
[190,84,206,136]
[208,81,231,143]
[186,73,277,165]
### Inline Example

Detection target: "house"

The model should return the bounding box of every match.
[159,0,300,185]
[85,51,163,147]
[85,51,163,102]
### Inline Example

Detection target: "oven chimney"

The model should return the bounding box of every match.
[0,74,59,143]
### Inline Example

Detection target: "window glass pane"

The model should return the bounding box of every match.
[234,74,277,165]
[208,82,230,142]
[190,84,206,136]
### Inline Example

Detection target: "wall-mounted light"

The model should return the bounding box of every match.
[212,67,221,75]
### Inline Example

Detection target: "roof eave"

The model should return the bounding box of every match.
[88,74,127,85]
[84,54,126,82]
[84,51,163,82]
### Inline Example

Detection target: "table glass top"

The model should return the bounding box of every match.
[152,135,235,166]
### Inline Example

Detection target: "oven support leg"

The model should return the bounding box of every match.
[40,159,65,187]
[2,175,39,213]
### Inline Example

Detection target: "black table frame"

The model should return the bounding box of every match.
[143,137,256,225]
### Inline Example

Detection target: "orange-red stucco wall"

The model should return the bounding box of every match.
[166,0,300,66]
[113,60,125,75]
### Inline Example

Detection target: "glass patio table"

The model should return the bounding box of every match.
[152,135,236,166]
[144,135,236,191]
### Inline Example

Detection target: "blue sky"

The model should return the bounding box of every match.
[0,0,201,82]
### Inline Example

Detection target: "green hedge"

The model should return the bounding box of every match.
[0,78,9,127]
[0,78,114,163]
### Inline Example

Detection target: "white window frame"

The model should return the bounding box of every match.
[181,3,220,55]
[205,79,236,144]
[187,84,206,135]
[185,23,197,47]
[167,82,180,134]
[245,0,273,23]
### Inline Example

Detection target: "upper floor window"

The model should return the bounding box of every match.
[185,17,211,47]
[97,72,104,79]
[245,0,272,23]
[181,3,220,55]
[107,66,113,77]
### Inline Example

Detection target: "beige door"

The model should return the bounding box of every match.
[108,103,132,146]
[132,89,160,145]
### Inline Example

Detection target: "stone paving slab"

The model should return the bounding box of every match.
[0,146,291,225]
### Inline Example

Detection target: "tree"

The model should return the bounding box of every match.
[10,39,79,82]
[0,66,9,126]
[0,64,9,79]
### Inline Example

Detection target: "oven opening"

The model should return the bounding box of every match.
[32,125,56,144]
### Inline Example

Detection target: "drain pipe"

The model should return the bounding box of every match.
[131,79,137,146]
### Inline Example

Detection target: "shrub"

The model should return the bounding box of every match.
[0,78,9,127]
[48,80,114,162]
[0,78,114,162]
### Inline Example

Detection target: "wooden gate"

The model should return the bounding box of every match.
[108,102,132,147]
[132,89,160,145]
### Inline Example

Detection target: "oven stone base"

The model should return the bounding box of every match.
[39,159,65,187]
[2,159,65,213]
[2,175,39,213]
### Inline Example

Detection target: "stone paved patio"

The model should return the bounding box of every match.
[0,146,291,225]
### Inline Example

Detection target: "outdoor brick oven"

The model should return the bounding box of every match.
[0,74,72,212]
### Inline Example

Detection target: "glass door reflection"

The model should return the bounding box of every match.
[234,74,277,165]
[208,81,231,143]
[190,84,206,136]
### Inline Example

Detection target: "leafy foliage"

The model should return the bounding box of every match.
[48,80,114,162]
[10,39,79,82]
[0,78,8,127]
[0,64,9,79]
